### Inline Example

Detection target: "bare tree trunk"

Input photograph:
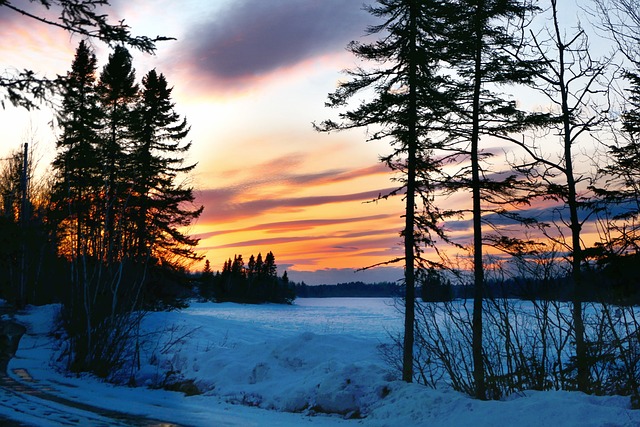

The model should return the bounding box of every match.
[18,143,28,308]
[552,1,588,391]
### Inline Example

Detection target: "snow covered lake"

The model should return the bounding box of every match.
[6,298,640,426]
[186,297,402,339]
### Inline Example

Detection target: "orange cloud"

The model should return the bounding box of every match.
[196,213,397,239]
[198,186,399,223]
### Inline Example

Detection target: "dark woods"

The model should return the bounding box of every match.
[0,41,203,379]
[0,143,60,307]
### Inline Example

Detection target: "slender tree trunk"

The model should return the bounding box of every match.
[105,104,118,266]
[564,89,588,393]
[18,143,28,308]
[471,0,486,400]
[402,0,419,383]
[552,0,588,392]
[136,142,151,260]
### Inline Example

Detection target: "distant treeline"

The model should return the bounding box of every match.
[295,281,401,298]
[421,255,640,304]
[291,253,640,304]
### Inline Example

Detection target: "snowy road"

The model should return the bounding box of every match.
[0,369,182,427]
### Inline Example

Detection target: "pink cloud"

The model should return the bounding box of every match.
[198,187,399,223]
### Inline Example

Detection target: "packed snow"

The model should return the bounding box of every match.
[3,298,639,426]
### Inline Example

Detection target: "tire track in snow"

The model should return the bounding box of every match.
[0,370,185,426]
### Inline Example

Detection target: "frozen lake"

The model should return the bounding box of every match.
[185,297,403,340]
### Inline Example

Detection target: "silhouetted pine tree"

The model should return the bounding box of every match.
[51,41,107,372]
[624,72,640,135]
[264,251,277,277]
[316,0,456,383]
[0,145,55,307]
[199,259,215,301]
[51,42,203,376]
[442,0,542,399]
[129,69,202,268]
[247,254,256,279]
[52,40,103,262]
[210,252,294,304]
[593,70,640,299]
[97,45,138,264]
[255,252,264,277]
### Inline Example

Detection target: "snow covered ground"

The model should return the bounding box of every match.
[4,298,640,426]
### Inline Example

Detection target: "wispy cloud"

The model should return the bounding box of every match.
[196,213,397,239]
[214,156,389,190]
[198,187,399,223]
[204,227,401,251]
[197,155,395,223]
[179,0,372,90]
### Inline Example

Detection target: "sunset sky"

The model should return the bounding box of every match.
[0,0,413,284]
[0,1,606,284]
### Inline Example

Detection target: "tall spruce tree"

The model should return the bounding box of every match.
[51,42,203,376]
[52,41,105,369]
[624,73,640,136]
[316,0,454,382]
[594,70,640,294]
[129,69,202,267]
[264,251,277,277]
[443,0,542,399]
[97,45,138,264]
[52,40,102,262]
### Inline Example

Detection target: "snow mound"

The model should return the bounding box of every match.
[153,324,394,417]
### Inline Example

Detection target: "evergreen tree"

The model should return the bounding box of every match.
[316,0,455,383]
[97,45,138,264]
[247,254,256,279]
[231,254,245,277]
[591,68,640,300]
[202,259,212,276]
[264,251,277,277]
[443,0,542,399]
[255,252,264,278]
[51,41,106,370]
[52,40,102,261]
[49,42,203,376]
[129,69,202,267]
[0,148,30,222]
[199,259,215,301]
[624,72,640,136]
[211,252,294,304]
